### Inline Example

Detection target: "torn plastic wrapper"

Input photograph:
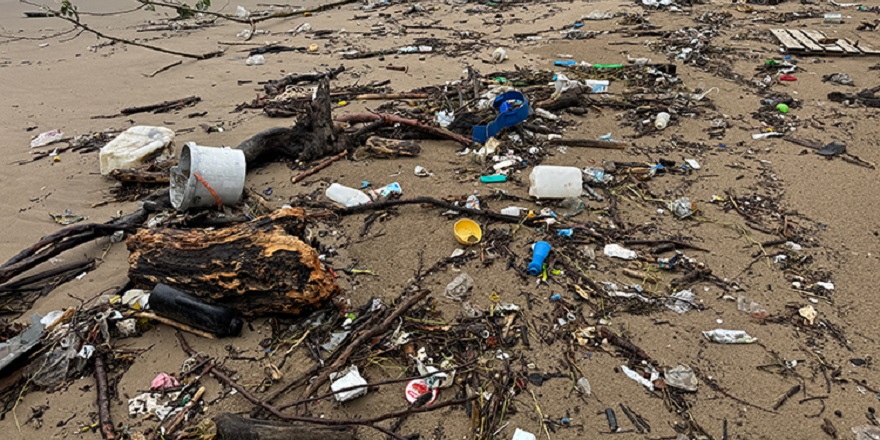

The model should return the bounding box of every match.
[330,365,368,402]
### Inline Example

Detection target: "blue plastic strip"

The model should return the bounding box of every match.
[472,91,530,144]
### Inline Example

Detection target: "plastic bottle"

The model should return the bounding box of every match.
[529,166,583,199]
[149,284,243,337]
[528,241,552,276]
[654,112,671,129]
[325,183,371,207]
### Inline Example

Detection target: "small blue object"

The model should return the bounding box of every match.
[361,181,370,188]
[528,241,551,276]
[572,22,584,28]
[263,188,273,196]
[472,91,530,144]
[561,417,571,426]
[557,229,573,237]
[550,293,562,301]
[554,60,577,67]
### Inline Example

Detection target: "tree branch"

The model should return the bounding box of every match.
[23,0,222,60]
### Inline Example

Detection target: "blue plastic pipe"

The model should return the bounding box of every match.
[528,241,552,276]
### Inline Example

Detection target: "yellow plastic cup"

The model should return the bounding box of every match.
[454,219,482,245]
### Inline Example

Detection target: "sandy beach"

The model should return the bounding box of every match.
[2,0,880,438]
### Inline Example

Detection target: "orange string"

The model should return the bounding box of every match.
[192,172,223,209]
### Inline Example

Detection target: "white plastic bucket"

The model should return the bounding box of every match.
[170,143,246,211]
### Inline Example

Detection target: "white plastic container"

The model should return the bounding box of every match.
[99,126,175,175]
[528,165,583,199]
[325,183,371,207]
[169,143,246,211]
[654,112,671,130]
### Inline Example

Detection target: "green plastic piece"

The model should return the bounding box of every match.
[480,174,507,183]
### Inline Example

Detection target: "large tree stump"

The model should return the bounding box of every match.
[214,413,355,440]
[126,208,341,317]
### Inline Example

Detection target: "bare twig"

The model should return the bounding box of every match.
[335,113,475,148]
[291,150,348,184]
[303,289,429,397]
[94,354,117,440]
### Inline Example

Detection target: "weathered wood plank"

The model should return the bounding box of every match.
[803,30,844,53]
[788,30,825,52]
[771,29,804,51]
[835,38,862,54]
[853,39,880,55]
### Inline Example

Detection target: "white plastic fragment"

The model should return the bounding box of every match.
[702,329,758,344]
[577,377,592,396]
[445,273,474,301]
[246,54,266,66]
[853,425,880,440]
[330,365,368,402]
[30,129,64,148]
[512,428,537,440]
[665,290,695,314]
[99,126,175,175]
[621,365,658,391]
[603,244,637,260]
[665,365,698,391]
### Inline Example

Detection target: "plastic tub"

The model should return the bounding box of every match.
[170,143,246,211]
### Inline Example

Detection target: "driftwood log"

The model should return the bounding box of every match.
[353,136,421,160]
[215,414,355,440]
[126,208,341,316]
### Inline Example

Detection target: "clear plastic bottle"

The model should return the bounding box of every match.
[654,112,671,129]
[325,183,371,207]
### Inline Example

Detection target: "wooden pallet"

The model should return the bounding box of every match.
[771,29,880,56]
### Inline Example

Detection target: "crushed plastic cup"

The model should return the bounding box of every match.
[492,47,507,63]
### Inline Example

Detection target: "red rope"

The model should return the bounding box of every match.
[192,172,223,209]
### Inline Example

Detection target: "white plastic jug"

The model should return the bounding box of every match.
[99,126,175,175]
[325,183,371,207]
[528,165,583,199]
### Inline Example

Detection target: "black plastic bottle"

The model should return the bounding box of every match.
[149,284,244,337]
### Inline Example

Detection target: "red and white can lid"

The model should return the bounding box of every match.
[405,378,438,405]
